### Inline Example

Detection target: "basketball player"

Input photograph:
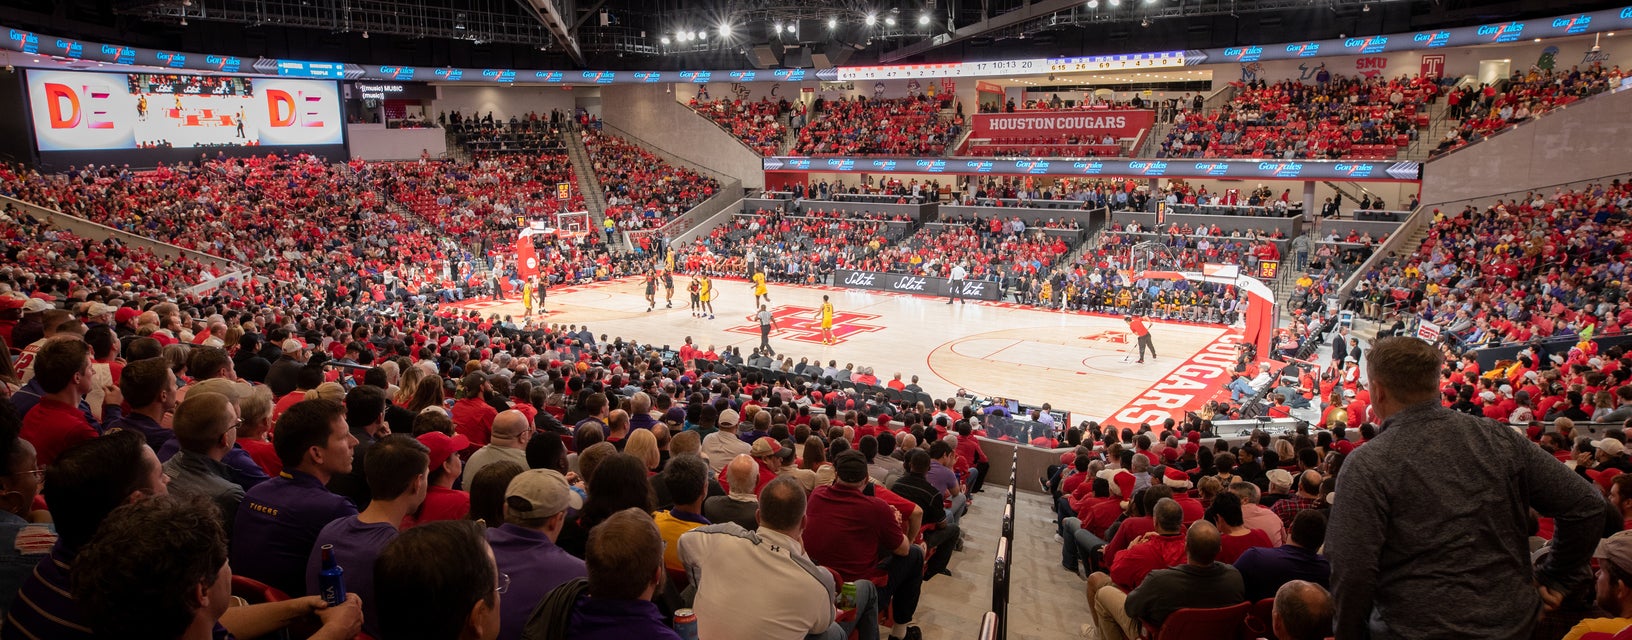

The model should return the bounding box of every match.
[645,270,658,312]
[522,277,535,317]
[750,268,771,307]
[534,275,547,314]
[663,269,675,308]
[699,275,715,320]
[1126,314,1156,363]
[816,295,836,345]
[688,275,702,317]
[137,94,148,120]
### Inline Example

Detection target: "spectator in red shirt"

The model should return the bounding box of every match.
[804,450,924,639]
[20,339,122,466]
[450,372,498,451]
[410,431,471,526]
[1087,498,1189,639]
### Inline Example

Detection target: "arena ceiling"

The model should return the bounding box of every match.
[0,0,1624,71]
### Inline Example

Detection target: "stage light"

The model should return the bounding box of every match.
[885,16,896,26]
[865,13,877,26]
[718,23,731,37]
[1144,0,1157,4]
[661,36,671,45]
[1087,0,1099,7]
[697,30,707,40]
[919,14,930,25]
[828,17,838,29]
[773,22,782,33]
[1108,0,1120,6]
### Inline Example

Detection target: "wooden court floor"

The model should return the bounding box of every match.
[451,276,1244,428]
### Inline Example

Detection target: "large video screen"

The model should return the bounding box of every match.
[24,69,346,166]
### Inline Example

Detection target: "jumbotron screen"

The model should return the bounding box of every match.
[24,69,345,162]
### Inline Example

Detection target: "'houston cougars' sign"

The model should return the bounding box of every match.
[971,109,1156,140]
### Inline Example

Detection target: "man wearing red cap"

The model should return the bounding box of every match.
[410,431,471,525]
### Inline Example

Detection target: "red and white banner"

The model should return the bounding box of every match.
[971,109,1155,140]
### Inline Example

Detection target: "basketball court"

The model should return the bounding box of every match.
[448,276,1250,428]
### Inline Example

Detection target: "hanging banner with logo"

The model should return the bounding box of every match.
[832,269,1003,301]
[970,109,1156,140]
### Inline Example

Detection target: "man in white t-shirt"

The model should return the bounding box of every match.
[700,409,751,473]
[947,263,968,305]
[679,476,879,640]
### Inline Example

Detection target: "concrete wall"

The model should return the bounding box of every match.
[346,124,448,161]
[600,84,767,189]
[1420,86,1632,206]
[430,85,577,120]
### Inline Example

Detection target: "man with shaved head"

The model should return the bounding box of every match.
[462,409,533,487]
[703,454,760,530]
[1121,520,1246,634]
[1274,580,1334,640]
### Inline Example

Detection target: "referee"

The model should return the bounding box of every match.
[756,304,776,355]
[1127,314,1157,363]
[947,262,968,305]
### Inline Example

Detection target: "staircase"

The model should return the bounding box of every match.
[563,131,614,248]
[1401,99,1454,162]
[1135,122,1172,157]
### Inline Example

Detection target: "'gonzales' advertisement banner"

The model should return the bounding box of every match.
[971,109,1156,140]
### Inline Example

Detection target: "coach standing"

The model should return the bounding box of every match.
[1126,315,1156,363]
[947,263,967,305]
[1327,337,1603,639]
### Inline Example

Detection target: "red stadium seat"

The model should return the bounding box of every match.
[231,575,289,603]
[1141,601,1251,640]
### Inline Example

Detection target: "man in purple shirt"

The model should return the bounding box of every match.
[488,469,587,640]
[1235,509,1332,602]
[566,508,680,639]
[375,520,503,640]
[305,434,429,639]
[926,440,967,527]
[233,399,359,597]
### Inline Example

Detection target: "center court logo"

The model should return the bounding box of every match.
[724,305,884,345]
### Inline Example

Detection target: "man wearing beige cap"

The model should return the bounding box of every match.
[701,408,750,473]
[488,469,586,640]
[1562,530,1632,639]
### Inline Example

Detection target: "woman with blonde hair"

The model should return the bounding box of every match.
[624,428,662,474]
[395,364,428,407]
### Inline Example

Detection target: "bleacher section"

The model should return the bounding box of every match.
[1155,74,1437,160]
[793,95,959,156]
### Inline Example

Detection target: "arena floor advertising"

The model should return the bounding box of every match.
[449,275,1244,428]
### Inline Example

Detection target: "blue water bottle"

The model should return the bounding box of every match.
[318,544,348,606]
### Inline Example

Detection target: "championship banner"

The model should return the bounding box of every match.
[970,109,1155,140]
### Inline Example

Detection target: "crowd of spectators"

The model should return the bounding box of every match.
[1436,63,1624,155]
[581,129,721,233]
[687,97,795,156]
[1155,74,1437,160]
[841,218,1075,282]
[671,207,911,281]
[444,110,572,157]
[792,95,959,156]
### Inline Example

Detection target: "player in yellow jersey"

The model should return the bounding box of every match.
[816,295,835,345]
[521,277,535,317]
[699,275,715,319]
[750,269,771,306]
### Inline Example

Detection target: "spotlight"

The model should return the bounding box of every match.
[828,17,838,29]
[1144,0,1156,4]
[1108,0,1120,6]
[661,36,671,45]
[885,16,896,26]
[697,30,707,40]
[865,13,877,26]
[773,22,782,33]
[718,23,731,37]
[918,14,930,25]
[1087,0,1099,7]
